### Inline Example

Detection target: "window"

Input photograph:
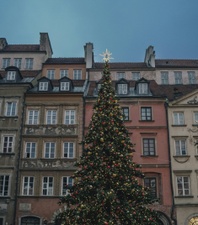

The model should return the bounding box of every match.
[174,71,182,84]
[175,139,187,156]
[117,84,128,94]
[0,175,9,196]
[62,177,73,195]
[188,71,196,84]
[39,82,48,91]
[46,110,57,124]
[173,112,184,125]
[22,176,34,195]
[64,110,76,124]
[141,107,152,121]
[2,58,10,68]
[47,70,55,79]
[132,72,140,81]
[73,70,82,80]
[28,110,39,124]
[117,72,125,80]
[60,82,70,91]
[60,70,68,78]
[3,136,14,153]
[25,142,36,158]
[44,142,55,158]
[7,71,16,80]
[42,177,53,196]
[138,83,148,94]
[5,101,17,116]
[176,176,190,196]
[194,112,198,124]
[161,72,169,84]
[122,107,129,121]
[63,142,74,158]
[143,138,155,156]
[25,58,33,69]
[14,58,22,69]
[144,177,157,199]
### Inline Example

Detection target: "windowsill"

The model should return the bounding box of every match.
[194,155,198,160]
[141,155,158,158]
[0,153,15,156]
[172,125,187,127]
[139,120,155,122]
[123,120,132,122]
[173,155,190,163]
[175,195,193,198]
[0,116,18,119]
[192,124,198,126]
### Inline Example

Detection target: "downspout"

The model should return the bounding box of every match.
[13,88,27,225]
[165,101,177,225]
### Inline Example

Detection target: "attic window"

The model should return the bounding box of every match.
[138,83,148,95]
[117,83,128,95]
[7,71,16,80]
[39,82,48,91]
[61,82,70,91]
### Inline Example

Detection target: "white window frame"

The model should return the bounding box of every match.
[174,71,182,84]
[46,110,57,124]
[188,71,196,84]
[14,58,22,69]
[141,107,152,121]
[143,138,155,156]
[22,176,34,196]
[176,176,190,196]
[122,107,129,121]
[61,176,73,195]
[2,58,10,68]
[5,101,17,116]
[132,72,140,81]
[138,83,148,94]
[144,177,157,199]
[25,142,36,158]
[194,112,198,124]
[117,84,128,94]
[117,72,126,80]
[42,177,53,196]
[60,69,68,78]
[60,82,70,91]
[44,142,55,158]
[39,82,48,91]
[25,58,33,69]
[64,110,76,125]
[47,70,55,79]
[0,175,10,196]
[63,142,75,158]
[27,110,39,125]
[161,71,169,84]
[73,70,82,80]
[173,112,184,125]
[175,139,187,156]
[7,71,16,80]
[2,135,14,153]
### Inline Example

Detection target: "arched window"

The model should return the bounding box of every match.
[189,217,198,225]
[21,216,40,225]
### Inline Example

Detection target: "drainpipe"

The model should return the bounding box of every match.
[13,86,29,225]
[164,101,177,225]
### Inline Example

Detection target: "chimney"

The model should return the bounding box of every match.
[84,42,94,69]
[0,38,8,50]
[39,33,53,57]
[144,45,155,68]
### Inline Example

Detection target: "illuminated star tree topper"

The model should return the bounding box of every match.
[100,49,114,62]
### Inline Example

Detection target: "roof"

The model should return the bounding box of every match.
[0,44,40,52]
[0,70,41,78]
[155,59,198,68]
[44,58,86,64]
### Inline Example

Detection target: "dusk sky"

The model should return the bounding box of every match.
[1,0,198,62]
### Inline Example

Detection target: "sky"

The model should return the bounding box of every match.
[0,0,198,62]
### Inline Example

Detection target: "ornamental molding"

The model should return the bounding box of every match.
[187,96,198,105]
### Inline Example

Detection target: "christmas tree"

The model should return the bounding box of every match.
[55,51,159,225]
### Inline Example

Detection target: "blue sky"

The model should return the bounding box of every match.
[0,0,198,62]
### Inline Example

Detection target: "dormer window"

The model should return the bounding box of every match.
[118,84,128,94]
[39,82,48,91]
[7,71,16,81]
[138,83,148,94]
[61,82,70,91]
